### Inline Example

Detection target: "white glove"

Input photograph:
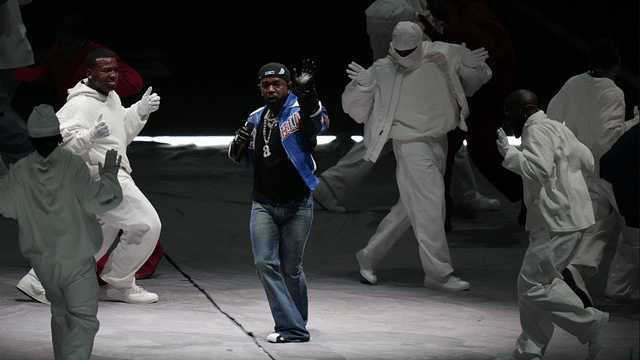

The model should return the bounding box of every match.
[496,127,512,157]
[346,62,374,87]
[137,86,161,116]
[461,42,489,68]
[92,114,110,139]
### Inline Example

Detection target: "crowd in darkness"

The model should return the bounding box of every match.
[15,1,639,135]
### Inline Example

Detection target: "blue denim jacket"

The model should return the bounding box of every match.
[245,92,329,191]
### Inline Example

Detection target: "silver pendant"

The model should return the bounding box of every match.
[263,144,271,158]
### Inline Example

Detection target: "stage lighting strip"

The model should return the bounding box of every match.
[163,253,277,359]
[134,135,522,147]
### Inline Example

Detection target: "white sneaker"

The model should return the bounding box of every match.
[460,191,500,212]
[16,269,50,305]
[424,274,470,292]
[356,250,377,285]
[267,332,289,343]
[102,284,158,304]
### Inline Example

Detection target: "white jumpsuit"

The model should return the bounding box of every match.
[501,111,607,359]
[0,147,122,360]
[57,80,162,288]
[547,73,639,297]
[342,38,491,280]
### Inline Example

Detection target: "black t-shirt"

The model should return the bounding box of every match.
[252,116,310,205]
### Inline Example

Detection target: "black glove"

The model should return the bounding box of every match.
[236,123,252,144]
[229,122,254,164]
[293,59,320,116]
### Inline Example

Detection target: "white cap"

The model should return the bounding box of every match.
[392,21,422,51]
[28,104,60,138]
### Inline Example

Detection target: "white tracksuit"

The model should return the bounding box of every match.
[342,40,491,279]
[56,80,161,288]
[547,73,639,297]
[501,110,607,359]
[0,147,122,360]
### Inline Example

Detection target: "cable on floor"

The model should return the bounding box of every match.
[163,253,276,360]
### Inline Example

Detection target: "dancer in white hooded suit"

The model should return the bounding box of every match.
[57,48,162,303]
[16,48,162,304]
[343,21,491,291]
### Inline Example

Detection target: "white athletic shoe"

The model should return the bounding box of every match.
[16,269,50,305]
[356,250,377,285]
[267,332,289,343]
[424,274,470,292]
[102,284,158,304]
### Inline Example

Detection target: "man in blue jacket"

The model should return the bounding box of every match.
[228,61,329,343]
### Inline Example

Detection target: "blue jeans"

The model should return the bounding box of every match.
[250,194,313,342]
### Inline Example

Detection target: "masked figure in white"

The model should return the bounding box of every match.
[343,21,491,290]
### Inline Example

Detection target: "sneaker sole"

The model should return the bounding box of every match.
[356,251,377,285]
[16,286,51,305]
[103,291,158,304]
[424,284,471,292]
[424,281,471,292]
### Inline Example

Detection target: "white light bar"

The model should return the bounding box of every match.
[134,135,521,147]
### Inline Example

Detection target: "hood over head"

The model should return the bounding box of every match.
[389,21,424,70]
[28,104,60,138]
[66,79,109,103]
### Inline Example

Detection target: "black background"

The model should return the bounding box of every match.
[15,0,640,136]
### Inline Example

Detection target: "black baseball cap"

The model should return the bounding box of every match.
[258,62,290,82]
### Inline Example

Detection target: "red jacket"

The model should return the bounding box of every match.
[13,40,143,105]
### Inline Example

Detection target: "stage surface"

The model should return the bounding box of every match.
[1,140,637,360]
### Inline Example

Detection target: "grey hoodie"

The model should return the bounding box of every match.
[0,147,122,261]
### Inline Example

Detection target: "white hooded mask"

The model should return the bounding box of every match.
[389,21,424,70]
